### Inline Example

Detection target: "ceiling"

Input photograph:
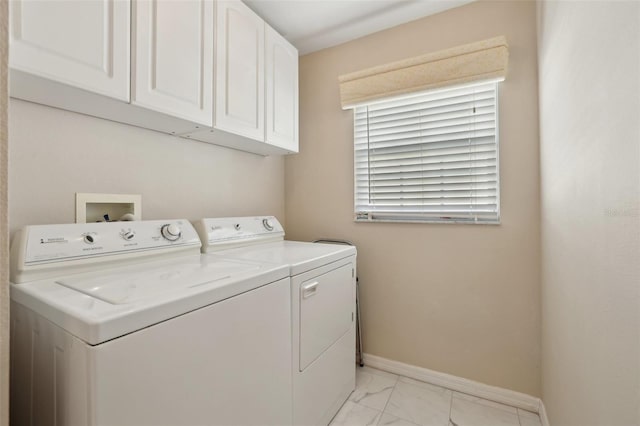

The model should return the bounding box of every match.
[244,0,474,55]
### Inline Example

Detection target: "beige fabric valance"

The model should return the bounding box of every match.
[338,36,508,109]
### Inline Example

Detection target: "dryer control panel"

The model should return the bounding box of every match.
[10,220,201,283]
[195,216,285,253]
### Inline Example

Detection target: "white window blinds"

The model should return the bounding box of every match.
[354,81,500,223]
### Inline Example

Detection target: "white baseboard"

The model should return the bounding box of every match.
[539,400,550,426]
[362,353,541,414]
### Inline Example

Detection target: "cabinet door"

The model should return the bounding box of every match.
[9,0,130,101]
[215,1,264,141]
[132,0,213,127]
[265,26,299,153]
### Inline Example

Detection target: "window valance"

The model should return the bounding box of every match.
[338,36,508,109]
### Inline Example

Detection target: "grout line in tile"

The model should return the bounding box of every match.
[385,368,522,416]
[517,408,537,426]
[448,386,453,426]
[368,367,527,426]
[450,389,520,414]
[370,366,525,426]
[376,370,403,426]
[379,373,399,414]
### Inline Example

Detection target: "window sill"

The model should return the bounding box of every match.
[354,218,501,225]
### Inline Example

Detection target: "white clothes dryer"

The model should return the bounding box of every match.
[195,216,357,426]
[10,219,292,426]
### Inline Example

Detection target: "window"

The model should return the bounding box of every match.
[354,81,500,224]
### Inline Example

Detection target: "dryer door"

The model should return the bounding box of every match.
[299,262,353,371]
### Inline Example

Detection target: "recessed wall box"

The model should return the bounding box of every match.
[75,193,142,223]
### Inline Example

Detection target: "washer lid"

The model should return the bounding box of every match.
[56,258,260,305]
[10,255,289,345]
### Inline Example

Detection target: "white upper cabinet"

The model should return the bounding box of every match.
[214,0,265,141]
[184,0,298,155]
[132,0,214,127]
[8,0,298,155]
[265,26,299,152]
[9,0,130,101]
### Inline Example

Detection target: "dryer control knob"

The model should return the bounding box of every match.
[83,234,96,244]
[262,218,274,231]
[161,224,181,241]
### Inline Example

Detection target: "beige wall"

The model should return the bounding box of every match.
[8,99,285,234]
[538,1,640,425]
[286,0,541,396]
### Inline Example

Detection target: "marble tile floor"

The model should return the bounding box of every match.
[330,366,542,426]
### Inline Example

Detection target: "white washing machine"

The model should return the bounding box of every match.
[9,219,293,426]
[195,216,357,426]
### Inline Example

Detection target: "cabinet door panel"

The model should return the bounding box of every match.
[9,0,130,101]
[215,1,264,141]
[266,25,298,152]
[133,0,213,126]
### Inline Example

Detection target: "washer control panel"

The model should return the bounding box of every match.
[20,219,200,266]
[195,216,285,253]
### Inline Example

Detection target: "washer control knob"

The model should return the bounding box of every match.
[234,223,241,231]
[122,230,135,241]
[262,218,274,231]
[161,224,181,241]
[83,234,96,244]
